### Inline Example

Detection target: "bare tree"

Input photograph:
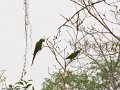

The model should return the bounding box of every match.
[45,0,120,90]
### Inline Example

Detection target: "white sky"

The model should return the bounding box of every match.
[0,0,76,89]
[0,0,119,90]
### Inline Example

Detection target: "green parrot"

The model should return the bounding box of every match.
[66,50,80,60]
[31,38,45,65]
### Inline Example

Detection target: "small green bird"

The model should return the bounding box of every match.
[66,50,80,60]
[31,38,45,65]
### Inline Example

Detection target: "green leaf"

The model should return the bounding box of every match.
[15,81,24,85]
[32,86,35,90]
[8,85,13,88]
[23,84,32,89]
[27,79,33,84]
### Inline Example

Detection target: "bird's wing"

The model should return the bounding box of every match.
[66,52,74,59]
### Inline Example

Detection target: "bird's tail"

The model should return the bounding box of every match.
[31,54,36,66]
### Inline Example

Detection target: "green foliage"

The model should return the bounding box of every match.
[7,79,34,90]
[41,70,107,90]
[111,42,120,52]
[42,56,120,90]
[41,73,64,90]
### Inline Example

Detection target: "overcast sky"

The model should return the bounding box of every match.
[0,0,76,89]
[0,0,119,89]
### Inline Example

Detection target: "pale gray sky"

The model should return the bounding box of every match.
[0,0,119,90]
[0,0,76,89]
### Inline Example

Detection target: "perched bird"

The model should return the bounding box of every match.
[31,38,45,65]
[66,50,80,60]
